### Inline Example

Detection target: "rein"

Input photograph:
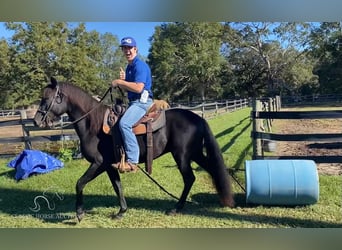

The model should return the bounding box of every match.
[61,87,112,128]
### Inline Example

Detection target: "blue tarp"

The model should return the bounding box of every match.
[7,150,64,180]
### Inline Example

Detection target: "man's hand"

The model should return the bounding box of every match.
[120,67,125,80]
[111,79,119,88]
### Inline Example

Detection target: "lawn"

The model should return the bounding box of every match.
[0,108,341,228]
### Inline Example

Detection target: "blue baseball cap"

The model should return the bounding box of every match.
[120,37,137,47]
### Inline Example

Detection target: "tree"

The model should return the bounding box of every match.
[309,22,342,94]
[148,22,224,102]
[222,22,316,97]
[96,32,126,100]
[0,39,11,108]
[4,22,51,107]
[59,23,104,93]
[1,22,124,108]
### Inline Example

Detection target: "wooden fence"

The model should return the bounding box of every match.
[251,96,342,163]
[0,98,250,156]
[281,94,342,107]
[0,114,78,157]
[174,98,249,119]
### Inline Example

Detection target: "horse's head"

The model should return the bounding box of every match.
[34,77,67,128]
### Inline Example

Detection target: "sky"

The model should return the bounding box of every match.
[0,22,164,57]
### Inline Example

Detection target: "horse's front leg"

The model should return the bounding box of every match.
[76,162,105,222]
[106,166,127,219]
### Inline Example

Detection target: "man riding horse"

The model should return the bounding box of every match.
[111,36,154,173]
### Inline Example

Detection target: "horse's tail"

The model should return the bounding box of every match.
[202,120,235,208]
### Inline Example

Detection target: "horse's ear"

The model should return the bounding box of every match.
[50,77,58,88]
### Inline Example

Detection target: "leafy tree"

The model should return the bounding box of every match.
[97,32,126,101]
[222,22,316,97]
[58,23,104,93]
[309,22,342,94]
[149,22,224,102]
[0,39,11,108]
[1,22,123,108]
[5,22,73,107]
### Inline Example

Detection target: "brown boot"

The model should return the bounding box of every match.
[122,162,138,173]
[112,161,138,173]
[111,162,121,169]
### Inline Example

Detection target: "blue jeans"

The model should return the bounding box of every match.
[119,98,153,164]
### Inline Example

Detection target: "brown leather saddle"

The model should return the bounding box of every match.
[102,101,167,174]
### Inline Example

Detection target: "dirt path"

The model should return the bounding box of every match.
[273,115,342,175]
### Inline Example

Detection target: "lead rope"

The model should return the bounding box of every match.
[135,165,185,202]
[229,170,246,193]
[137,164,245,203]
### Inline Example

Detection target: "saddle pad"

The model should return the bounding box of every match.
[133,110,166,135]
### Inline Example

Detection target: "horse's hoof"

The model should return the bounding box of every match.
[165,209,179,216]
[111,212,125,220]
[76,211,85,222]
[220,197,235,208]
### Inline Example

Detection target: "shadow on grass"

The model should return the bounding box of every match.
[0,187,341,228]
[215,115,252,172]
[214,116,250,141]
[190,192,342,228]
[0,168,16,179]
[220,120,251,154]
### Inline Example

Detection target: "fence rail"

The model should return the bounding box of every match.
[0,109,21,116]
[281,94,342,107]
[251,97,342,163]
[175,98,249,119]
[0,115,77,157]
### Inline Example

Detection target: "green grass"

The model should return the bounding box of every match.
[0,108,341,228]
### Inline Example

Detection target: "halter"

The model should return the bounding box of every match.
[37,84,61,124]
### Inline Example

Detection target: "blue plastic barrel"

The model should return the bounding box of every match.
[245,160,319,205]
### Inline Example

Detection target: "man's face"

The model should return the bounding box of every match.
[121,46,137,62]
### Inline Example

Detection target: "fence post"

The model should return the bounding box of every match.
[20,110,32,150]
[275,95,281,111]
[267,97,273,131]
[252,99,262,159]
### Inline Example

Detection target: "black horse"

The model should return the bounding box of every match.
[34,77,235,221]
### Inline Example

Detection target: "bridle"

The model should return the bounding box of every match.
[36,84,61,124]
[37,84,113,128]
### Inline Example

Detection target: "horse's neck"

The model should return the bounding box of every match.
[66,100,99,138]
[67,92,98,119]
[66,112,86,139]
[67,108,88,124]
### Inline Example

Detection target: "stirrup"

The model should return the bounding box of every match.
[120,162,139,173]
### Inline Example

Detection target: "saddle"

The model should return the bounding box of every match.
[102,101,168,174]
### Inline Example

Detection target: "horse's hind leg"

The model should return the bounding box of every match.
[106,166,127,219]
[167,154,195,215]
[76,163,105,222]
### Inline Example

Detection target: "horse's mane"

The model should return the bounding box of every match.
[59,82,107,135]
